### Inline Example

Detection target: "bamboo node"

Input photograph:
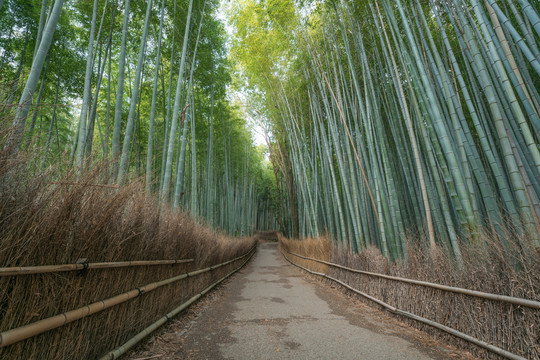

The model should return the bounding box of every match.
[76,258,89,274]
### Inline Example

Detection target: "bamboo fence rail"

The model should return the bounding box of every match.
[282,248,540,309]
[0,246,255,348]
[282,249,527,360]
[100,247,256,359]
[0,259,194,276]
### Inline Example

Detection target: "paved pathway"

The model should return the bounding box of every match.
[134,242,474,359]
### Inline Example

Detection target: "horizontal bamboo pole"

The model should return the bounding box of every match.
[0,259,194,277]
[282,249,540,310]
[100,247,256,360]
[50,182,120,188]
[0,246,256,347]
[282,250,526,360]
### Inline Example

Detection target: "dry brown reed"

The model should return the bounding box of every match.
[0,150,255,359]
[279,233,331,274]
[253,230,279,242]
[280,232,540,360]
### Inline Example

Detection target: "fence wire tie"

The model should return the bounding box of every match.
[76,260,89,276]
[136,288,143,296]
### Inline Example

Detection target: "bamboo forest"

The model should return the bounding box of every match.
[0,0,539,359]
[228,0,540,261]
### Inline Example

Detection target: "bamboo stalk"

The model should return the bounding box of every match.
[0,246,255,347]
[282,249,540,310]
[0,259,194,277]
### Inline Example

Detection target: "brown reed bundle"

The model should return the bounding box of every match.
[0,154,255,359]
[280,233,540,360]
[279,233,331,274]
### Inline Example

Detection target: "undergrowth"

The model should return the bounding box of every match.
[0,142,255,359]
[280,232,540,359]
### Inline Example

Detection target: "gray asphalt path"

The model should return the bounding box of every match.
[148,242,472,359]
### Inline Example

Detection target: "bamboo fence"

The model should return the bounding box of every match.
[0,246,255,355]
[282,249,540,310]
[0,259,194,277]
[282,248,537,360]
[100,247,255,360]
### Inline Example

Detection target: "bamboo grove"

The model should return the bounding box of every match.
[229,0,540,261]
[0,0,278,235]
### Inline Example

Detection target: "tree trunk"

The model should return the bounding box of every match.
[111,0,131,174]
[145,0,165,192]
[6,29,29,107]
[375,2,437,251]
[41,68,61,168]
[173,4,205,208]
[159,0,177,193]
[33,0,48,60]
[7,0,64,154]
[24,55,50,149]
[74,0,98,167]
[85,36,112,157]
[160,0,194,201]
[117,0,153,185]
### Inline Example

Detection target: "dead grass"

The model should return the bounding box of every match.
[0,149,255,359]
[253,231,279,242]
[280,232,540,360]
[279,233,331,274]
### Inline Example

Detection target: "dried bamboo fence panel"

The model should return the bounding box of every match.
[0,246,256,359]
[100,247,256,360]
[281,248,539,360]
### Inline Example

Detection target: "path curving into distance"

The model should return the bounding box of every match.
[133,242,476,359]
